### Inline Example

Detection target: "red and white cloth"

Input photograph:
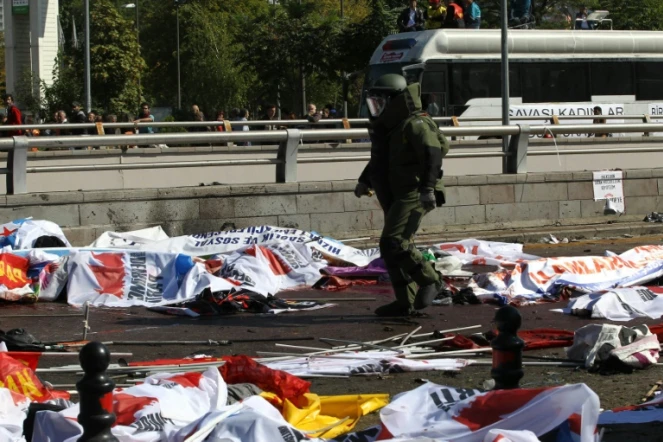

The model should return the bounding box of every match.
[599,394,663,425]
[0,388,30,442]
[33,367,229,441]
[377,382,599,442]
[218,243,325,296]
[433,239,538,268]
[557,287,663,321]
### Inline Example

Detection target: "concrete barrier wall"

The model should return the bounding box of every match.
[4,136,663,193]
[4,168,663,245]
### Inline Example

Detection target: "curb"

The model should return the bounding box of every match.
[346,221,663,249]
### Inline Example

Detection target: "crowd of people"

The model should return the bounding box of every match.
[398,0,607,33]
[0,95,345,149]
[397,0,483,32]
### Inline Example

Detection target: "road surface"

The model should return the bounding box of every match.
[3,234,663,439]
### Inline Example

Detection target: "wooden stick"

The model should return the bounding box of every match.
[410,324,482,339]
[275,344,328,352]
[395,336,454,349]
[406,347,492,359]
[642,380,662,402]
[36,361,225,374]
[283,298,376,302]
[37,352,132,357]
[399,326,422,346]
[83,301,91,340]
[470,359,584,367]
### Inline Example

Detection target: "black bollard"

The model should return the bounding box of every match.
[490,305,525,390]
[76,342,118,441]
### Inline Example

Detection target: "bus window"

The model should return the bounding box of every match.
[636,62,663,100]
[523,63,590,103]
[590,62,634,96]
[449,63,520,108]
[422,69,446,116]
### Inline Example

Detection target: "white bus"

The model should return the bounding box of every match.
[363,29,663,137]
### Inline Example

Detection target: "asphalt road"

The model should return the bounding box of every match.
[3,234,663,439]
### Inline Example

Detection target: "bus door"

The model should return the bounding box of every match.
[421,65,448,117]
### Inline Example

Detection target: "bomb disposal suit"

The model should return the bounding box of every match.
[355,74,449,317]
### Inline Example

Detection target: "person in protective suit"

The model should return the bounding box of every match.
[355,74,449,317]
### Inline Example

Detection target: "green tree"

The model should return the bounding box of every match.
[595,0,663,30]
[339,0,398,74]
[88,0,145,113]
[139,0,270,113]
[240,1,344,115]
[46,0,144,116]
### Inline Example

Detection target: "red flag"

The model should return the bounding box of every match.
[6,351,41,371]
[0,253,29,289]
[0,353,69,401]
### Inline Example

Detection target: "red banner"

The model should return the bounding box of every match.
[0,253,29,289]
[0,353,68,401]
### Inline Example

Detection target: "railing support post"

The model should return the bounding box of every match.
[7,136,28,194]
[503,124,529,174]
[276,129,299,183]
[644,115,651,137]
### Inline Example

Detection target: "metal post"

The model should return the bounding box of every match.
[136,0,141,99]
[84,0,92,113]
[76,342,118,441]
[500,0,510,157]
[504,124,529,174]
[6,136,28,195]
[277,84,282,120]
[301,70,306,117]
[176,4,182,109]
[276,129,300,183]
[299,0,305,117]
[341,2,348,118]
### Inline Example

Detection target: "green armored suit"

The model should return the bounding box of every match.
[355,74,449,316]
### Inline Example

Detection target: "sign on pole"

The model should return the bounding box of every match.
[593,170,625,213]
[12,0,29,15]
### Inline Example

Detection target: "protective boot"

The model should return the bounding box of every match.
[374,301,413,317]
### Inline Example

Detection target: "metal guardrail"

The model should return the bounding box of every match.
[0,113,655,131]
[4,122,663,195]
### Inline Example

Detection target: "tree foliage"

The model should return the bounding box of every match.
[42,0,144,116]
[240,2,344,114]
[7,0,663,119]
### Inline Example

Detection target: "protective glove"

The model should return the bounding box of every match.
[419,189,436,212]
[354,182,372,198]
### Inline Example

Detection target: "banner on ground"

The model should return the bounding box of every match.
[66,250,235,307]
[0,253,34,302]
[90,226,170,249]
[0,218,70,250]
[470,246,663,303]
[378,382,599,442]
[33,367,229,441]
[0,353,69,402]
[559,287,663,321]
[433,239,539,267]
[599,394,663,425]
[138,226,379,267]
[0,388,29,442]
[265,351,472,378]
[219,243,325,296]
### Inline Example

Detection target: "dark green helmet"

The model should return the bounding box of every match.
[369,74,408,97]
